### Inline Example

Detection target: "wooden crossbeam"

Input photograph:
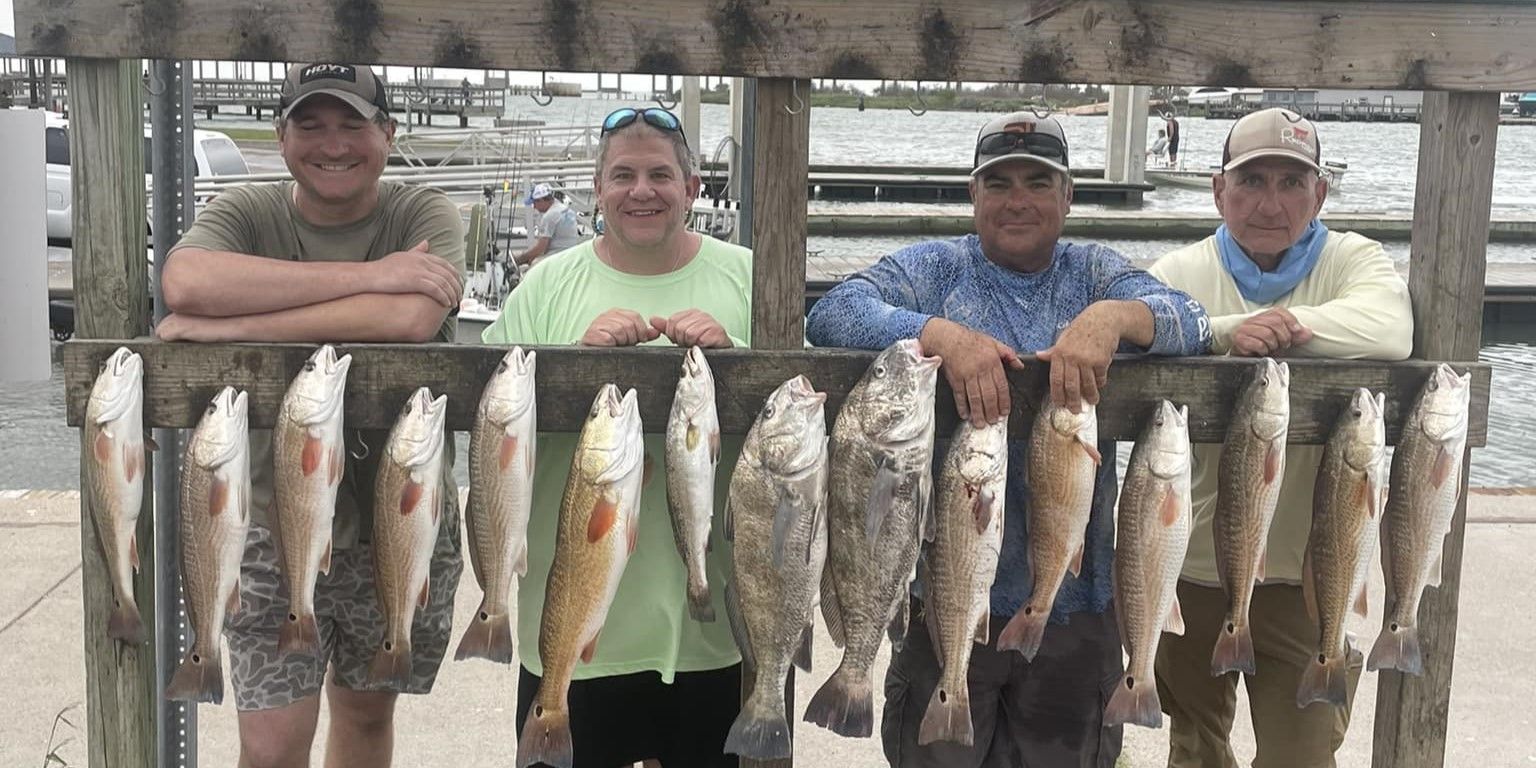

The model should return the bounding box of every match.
[62,340,1492,446]
[15,1,1536,90]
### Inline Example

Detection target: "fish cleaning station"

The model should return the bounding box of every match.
[10,0,1525,766]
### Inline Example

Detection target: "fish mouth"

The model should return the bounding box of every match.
[108,347,139,377]
[681,346,709,379]
[599,384,624,417]
[897,338,943,372]
[514,346,536,377]
[787,375,828,406]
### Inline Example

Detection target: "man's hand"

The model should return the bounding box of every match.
[649,310,732,349]
[1230,308,1314,357]
[1037,302,1127,413]
[154,312,233,343]
[919,318,1024,428]
[155,312,195,342]
[581,309,661,347]
[367,240,463,308]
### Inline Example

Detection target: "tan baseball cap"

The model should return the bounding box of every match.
[279,63,391,122]
[1222,108,1321,172]
[972,112,1071,176]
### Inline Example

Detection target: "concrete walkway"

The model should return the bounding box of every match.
[2,489,1532,767]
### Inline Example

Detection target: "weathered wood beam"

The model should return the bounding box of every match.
[1372,90,1499,768]
[62,341,1492,447]
[66,59,157,768]
[15,1,1536,90]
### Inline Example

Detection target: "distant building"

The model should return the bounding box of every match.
[0,33,16,55]
[1521,93,1536,118]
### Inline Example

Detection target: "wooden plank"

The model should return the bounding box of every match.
[1372,90,1499,768]
[66,58,156,768]
[61,341,1493,446]
[750,78,811,350]
[14,1,1536,90]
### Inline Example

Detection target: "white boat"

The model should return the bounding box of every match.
[1147,160,1349,191]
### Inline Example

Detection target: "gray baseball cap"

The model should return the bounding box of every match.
[972,112,1071,176]
[279,63,391,122]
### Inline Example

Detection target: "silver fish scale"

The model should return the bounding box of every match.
[1214,421,1284,622]
[1114,466,1190,685]
[1309,461,1379,659]
[1381,427,1462,628]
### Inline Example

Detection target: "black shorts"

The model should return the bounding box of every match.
[516,663,743,767]
[1168,138,1181,156]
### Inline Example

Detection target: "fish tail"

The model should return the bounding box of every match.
[723,686,792,760]
[995,602,1048,661]
[454,603,515,664]
[1367,621,1423,676]
[366,637,413,689]
[107,597,146,645]
[278,608,322,658]
[802,663,874,737]
[1209,617,1256,676]
[917,678,974,747]
[1296,652,1349,708]
[686,577,716,623]
[164,647,224,705]
[1103,672,1163,729]
[516,698,573,768]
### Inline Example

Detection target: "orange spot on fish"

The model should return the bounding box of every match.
[123,443,139,483]
[500,434,519,472]
[93,430,111,464]
[1159,487,1181,527]
[1431,446,1454,489]
[627,512,639,555]
[401,481,424,516]
[587,497,619,543]
[302,435,323,477]
[209,478,229,518]
[1264,440,1281,484]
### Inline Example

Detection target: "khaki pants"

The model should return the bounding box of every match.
[1154,582,1363,768]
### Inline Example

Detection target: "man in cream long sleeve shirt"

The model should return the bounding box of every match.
[1148,108,1414,768]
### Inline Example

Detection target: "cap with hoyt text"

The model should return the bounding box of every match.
[279,63,391,122]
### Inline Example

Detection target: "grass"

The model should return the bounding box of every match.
[205,126,277,142]
[40,703,80,768]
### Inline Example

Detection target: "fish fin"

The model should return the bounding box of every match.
[722,496,735,542]
[417,575,432,609]
[626,508,639,555]
[1078,435,1103,466]
[1431,446,1454,488]
[864,454,901,548]
[1353,584,1369,618]
[971,486,994,535]
[514,541,529,578]
[803,665,875,738]
[917,676,974,747]
[329,444,344,486]
[400,480,423,516]
[996,603,1048,661]
[226,584,241,617]
[1302,549,1319,624]
[1165,597,1186,636]
[1264,439,1282,484]
[1068,544,1084,578]
[642,452,654,488]
[145,435,160,452]
[129,533,140,573]
[499,433,519,472]
[580,633,599,664]
[920,470,936,543]
[454,605,514,664]
[820,566,846,647]
[320,538,333,576]
[1211,619,1256,676]
[1159,486,1181,527]
[516,700,573,768]
[794,624,814,673]
[924,592,942,665]
[122,443,139,484]
[586,495,619,543]
[724,698,793,761]
[1296,652,1349,708]
[974,613,990,646]
[93,430,111,464]
[888,597,910,647]
[1103,673,1162,729]
[302,435,323,477]
[165,648,224,705]
[686,422,700,452]
[709,429,721,466]
[209,477,228,517]
[1428,548,1443,589]
[1367,622,1423,676]
[278,610,322,658]
[1255,550,1268,584]
[770,488,796,569]
[107,600,146,644]
[725,580,756,683]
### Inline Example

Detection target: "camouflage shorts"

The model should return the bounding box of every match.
[224,503,463,712]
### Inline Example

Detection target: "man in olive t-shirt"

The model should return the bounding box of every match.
[158,62,465,768]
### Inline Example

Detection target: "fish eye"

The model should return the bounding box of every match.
[1351,407,1362,418]
[763,404,776,420]
[497,359,509,373]
[1154,417,1164,427]
[874,365,887,378]
[206,402,216,415]
[303,361,315,373]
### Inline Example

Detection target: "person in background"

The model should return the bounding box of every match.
[1148,128,1170,165]
[1166,112,1182,167]
[514,182,587,269]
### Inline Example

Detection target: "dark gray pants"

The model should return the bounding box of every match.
[882,598,1124,768]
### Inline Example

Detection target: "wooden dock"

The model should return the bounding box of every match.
[694,163,1151,204]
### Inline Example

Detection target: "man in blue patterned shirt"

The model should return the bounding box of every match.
[806,112,1211,768]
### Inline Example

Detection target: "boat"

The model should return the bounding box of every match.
[1147,159,1349,191]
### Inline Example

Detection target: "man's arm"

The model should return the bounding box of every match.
[805,245,939,350]
[157,292,451,343]
[1096,248,1212,356]
[1277,238,1413,360]
[515,237,551,267]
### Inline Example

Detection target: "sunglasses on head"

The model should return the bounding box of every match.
[974,131,1069,167]
[601,108,687,142]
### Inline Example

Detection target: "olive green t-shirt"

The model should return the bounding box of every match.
[170,181,466,548]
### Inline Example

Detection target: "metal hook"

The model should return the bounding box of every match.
[784,80,806,116]
[907,80,928,117]
[654,74,679,110]
[143,70,165,97]
[530,71,554,107]
[1026,106,1052,120]
[349,434,371,461]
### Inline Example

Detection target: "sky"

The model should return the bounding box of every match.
[2,0,13,36]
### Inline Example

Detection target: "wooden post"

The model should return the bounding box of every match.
[1371,90,1499,768]
[744,76,811,768]
[68,57,155,768]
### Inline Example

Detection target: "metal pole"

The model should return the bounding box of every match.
[736,78,756,248]
[149,57,196,768]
